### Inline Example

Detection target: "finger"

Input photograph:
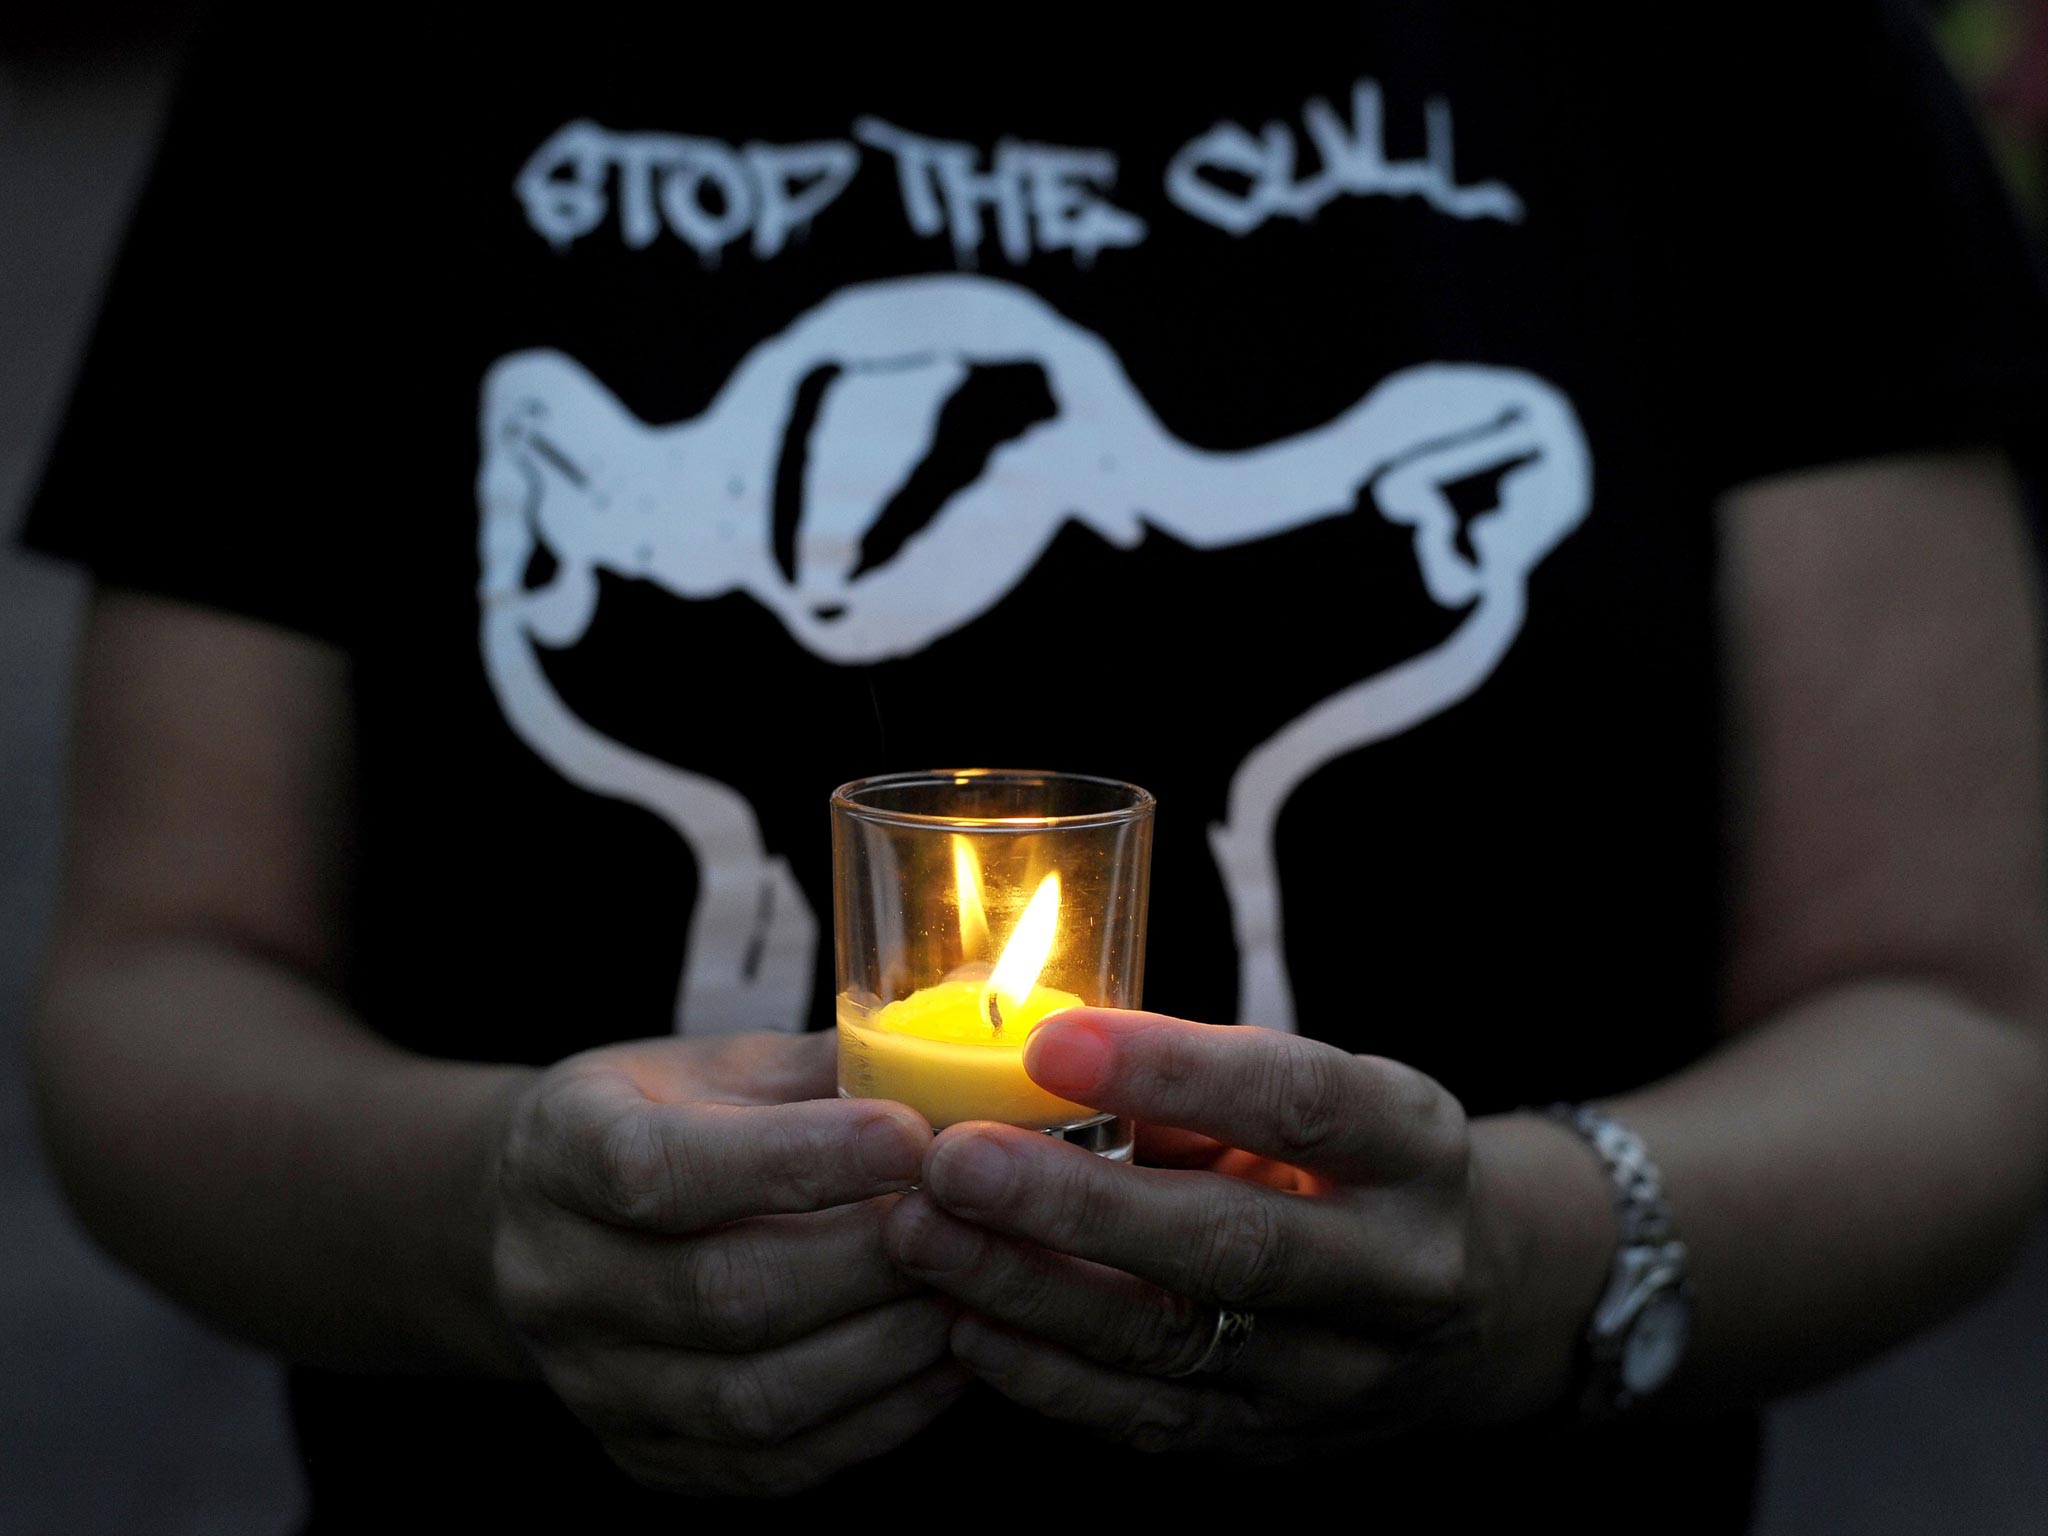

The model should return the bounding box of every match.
[1026,1010,1463,1182]
[712,1358,974,1496]
[890,1190,1207,1372]
[948,1314,1229,1456]
[1135,1123,1228,1167]
[923,1122,1386,1311]
[505,1198,923,1353]
[580,1295,957,1449]
[1137,1124,1316,1191]
[525,1068,930,1231]
[648,1201,924,1350]
[591,1031,838,1109]
[886,1192,1389,1399]
[609,1360,973,1499]
[689,1030,840,1106]
[952,1315,1409,1459]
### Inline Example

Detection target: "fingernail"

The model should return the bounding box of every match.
[894,1205,982,1275]
[857,1112,926,1185]
[929,1133,1015,1213]
[1026,1019,1112,1097]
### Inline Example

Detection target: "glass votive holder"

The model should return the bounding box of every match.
[832,769,1155,1160]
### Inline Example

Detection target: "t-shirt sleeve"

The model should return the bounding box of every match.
[1626,1,2048,492]
[17,9,379,647]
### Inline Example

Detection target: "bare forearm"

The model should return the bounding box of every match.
[31,935,537,1378]
[1478,978,2048,1417]
[1615,980,2046,1404]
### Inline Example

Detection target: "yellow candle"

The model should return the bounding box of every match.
[837,869,1104,1128]
[838,981,1097,1129]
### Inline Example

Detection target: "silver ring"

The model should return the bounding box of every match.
[1165,1306,1256,1378]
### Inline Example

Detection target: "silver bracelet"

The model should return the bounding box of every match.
[1541,1103,1694,1417]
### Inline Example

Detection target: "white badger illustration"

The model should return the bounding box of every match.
[476,274,1590,1035]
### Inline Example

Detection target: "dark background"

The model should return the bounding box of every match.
[2,5,2044,1528]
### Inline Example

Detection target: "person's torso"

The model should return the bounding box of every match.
[307,9,1724,1119]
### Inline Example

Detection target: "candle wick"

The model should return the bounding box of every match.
[987,993,1004,1033]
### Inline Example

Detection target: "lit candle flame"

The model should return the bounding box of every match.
[952,836,991,959]
[986,872,1060,1031]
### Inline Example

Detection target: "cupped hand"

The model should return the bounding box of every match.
[491,1030,970,1497]
[882,1010,1602,1458]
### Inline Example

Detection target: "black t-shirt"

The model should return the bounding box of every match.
[22,3,2048,1526]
